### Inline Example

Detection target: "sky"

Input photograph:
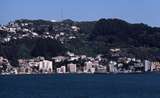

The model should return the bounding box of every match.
[0,0,160,27]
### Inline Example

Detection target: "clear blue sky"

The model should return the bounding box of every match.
[0,0,159,26]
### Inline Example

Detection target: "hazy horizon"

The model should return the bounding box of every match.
[0,0,160,27]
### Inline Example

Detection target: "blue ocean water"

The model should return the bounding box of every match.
[0,73,160,98]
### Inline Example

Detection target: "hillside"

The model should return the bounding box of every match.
[0,18,160,66]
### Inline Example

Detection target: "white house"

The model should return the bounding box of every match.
[52,56,66,63]
[57,66,66,73]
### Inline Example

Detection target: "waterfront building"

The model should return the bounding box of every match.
[38,60,53,73]
[109,61,117,73]
[17,66,32,74]
[12,68,18,74]
[152,62,160,71]
[56,66,66,73]
[84,61,94,73]
[67,63,77,73]
[96,65,107,73]
[61,66,66,73]
[151,63,156,71]
[133,62,144,72]
[144,60,151,72]
[56,68,62,73]
[90,68,96,73]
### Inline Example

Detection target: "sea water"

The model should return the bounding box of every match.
[0,73,160,98]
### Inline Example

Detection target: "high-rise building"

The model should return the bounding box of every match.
[144,60,151,72]
[39,60,53,73]
[109,61,117,73]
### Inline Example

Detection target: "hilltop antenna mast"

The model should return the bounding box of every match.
[61,8,63,21]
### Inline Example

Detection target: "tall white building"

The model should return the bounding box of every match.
[144,60,151,72]
[84,61,95,73]
[109,61,117,73]
[67,63,76,73]
[38,60,53,73]
[151,63,156,71]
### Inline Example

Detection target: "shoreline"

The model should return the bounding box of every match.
[0,71,159,76]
